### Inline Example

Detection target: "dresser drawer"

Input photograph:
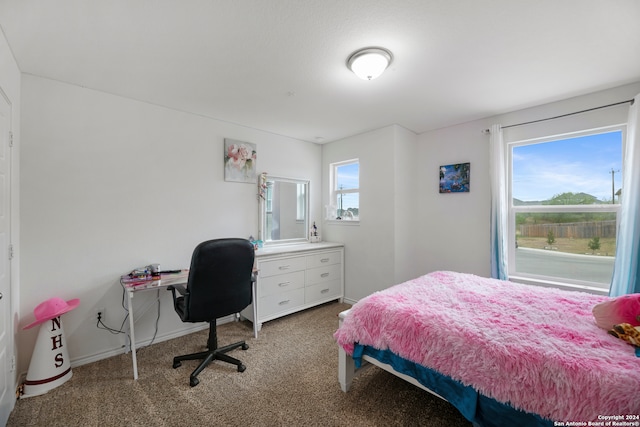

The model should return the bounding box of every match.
[305,279,342,304]
[306,251,342,269]
[249,244,343,337]
[260,288,305,317]
[258,255,306,278]
[306,263,341,286]
[259,270,305,297]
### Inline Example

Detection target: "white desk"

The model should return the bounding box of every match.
[120,271,189,380]
[120,270,259,380]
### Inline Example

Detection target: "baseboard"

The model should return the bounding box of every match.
[69,315,236,369]
[342,297,358,305]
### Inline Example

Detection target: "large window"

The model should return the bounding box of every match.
[329,159,359,221]
[508,127,624,291]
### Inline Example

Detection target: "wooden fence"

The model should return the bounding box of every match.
[518,220,616,239]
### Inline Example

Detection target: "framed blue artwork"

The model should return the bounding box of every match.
[439,163,470,193]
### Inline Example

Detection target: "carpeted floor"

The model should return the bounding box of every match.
[7,301,472,427]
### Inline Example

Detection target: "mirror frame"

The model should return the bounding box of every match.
[258,175,310,245]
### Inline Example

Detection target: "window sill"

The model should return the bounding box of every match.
[325,219,360,226]
[509,275,609,296]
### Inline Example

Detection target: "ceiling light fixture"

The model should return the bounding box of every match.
[347,47,393,80]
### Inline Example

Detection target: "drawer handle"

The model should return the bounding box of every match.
[321,273,330,278]
[278,281,291,287]
[321,288,330,294]
[320,258,330,263]
[278,265,290,270]
[278,300,290,306]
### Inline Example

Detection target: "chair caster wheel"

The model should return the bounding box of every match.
[241,343,249,350]
[173,360,182,369]
[190,377,199,387]
[238,364,246,373]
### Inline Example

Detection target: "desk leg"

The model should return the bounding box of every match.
[127,290,138,380]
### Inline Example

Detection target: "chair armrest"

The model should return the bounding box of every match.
[167,283,187,295]
[167,283,189,319]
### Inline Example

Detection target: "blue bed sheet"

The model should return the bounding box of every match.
[353,344,553,427]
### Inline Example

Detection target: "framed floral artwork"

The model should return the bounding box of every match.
[224,139,257,183]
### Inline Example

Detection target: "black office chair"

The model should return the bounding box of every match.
[167,238,255,387]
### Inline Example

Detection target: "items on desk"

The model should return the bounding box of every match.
[124,265,159,287]
[148,263,160,278]
[127,264,163,282]
[310,221,321,243]
[248,235,263,250]
[122,267,189,289]
[129,267,151,279]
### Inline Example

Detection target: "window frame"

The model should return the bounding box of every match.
[506,125,625,293]
[329,158,360,222]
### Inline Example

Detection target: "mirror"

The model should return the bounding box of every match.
[259,175,309,245]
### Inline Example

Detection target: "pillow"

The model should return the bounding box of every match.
[592,294,640,330]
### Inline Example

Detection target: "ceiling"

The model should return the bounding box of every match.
[1,0,639,144]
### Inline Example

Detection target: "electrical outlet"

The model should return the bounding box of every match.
[95,307,105,320]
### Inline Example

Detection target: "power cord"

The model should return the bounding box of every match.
[147,290,161,347]
[96,287,162,349]
[96,310,128,335]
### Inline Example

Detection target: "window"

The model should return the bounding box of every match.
[296,183,306,221]
[329,159,359,221]
[508,127,624,292]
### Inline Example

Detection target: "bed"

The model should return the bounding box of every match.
[334,271,640,427]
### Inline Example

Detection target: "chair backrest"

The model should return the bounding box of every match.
[183,238,255,322]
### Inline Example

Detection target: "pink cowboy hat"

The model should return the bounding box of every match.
[23,297,80,330]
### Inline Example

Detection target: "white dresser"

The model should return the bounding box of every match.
[242,242,344,336]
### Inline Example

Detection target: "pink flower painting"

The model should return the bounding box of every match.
[224,139,257,183]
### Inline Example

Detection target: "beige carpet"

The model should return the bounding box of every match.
[8,301,472,427]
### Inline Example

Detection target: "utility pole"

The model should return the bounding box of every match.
[337,185,343,220]
[610,168,620,204]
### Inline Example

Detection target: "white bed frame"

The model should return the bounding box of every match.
[337,310,446,402]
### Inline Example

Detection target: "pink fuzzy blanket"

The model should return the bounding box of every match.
[334,271,640,422]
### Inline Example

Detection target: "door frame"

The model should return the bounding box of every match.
[0,85,15,424]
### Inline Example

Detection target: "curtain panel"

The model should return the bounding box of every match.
[489,124,508,280]
[610,94,640,296]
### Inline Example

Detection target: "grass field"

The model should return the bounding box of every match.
[516,236,616,257]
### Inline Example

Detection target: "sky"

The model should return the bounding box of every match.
[336,162,359,189]
[336,162,359,210]
[512,130,623,202]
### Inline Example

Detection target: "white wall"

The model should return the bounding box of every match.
[19,75,321,374]
[322,125,418,302]
[393,126,420,283]
[415,82,640,278]
[416,119,492,277]
[0,24,21,419]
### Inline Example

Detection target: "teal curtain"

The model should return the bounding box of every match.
[610,94,640,296]
[489,124,508,280]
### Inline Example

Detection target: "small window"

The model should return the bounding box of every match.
[329,159,359,221]
[508,127,623,291]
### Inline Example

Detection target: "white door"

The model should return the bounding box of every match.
[0,90,13,426]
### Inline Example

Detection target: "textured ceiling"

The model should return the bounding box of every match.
[1,0,639,143]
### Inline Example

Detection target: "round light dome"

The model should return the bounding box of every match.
[347,47,393,80]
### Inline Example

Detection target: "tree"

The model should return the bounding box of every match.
[545,192,600,205]
[547,230,556,245]
[588,236,601,254]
